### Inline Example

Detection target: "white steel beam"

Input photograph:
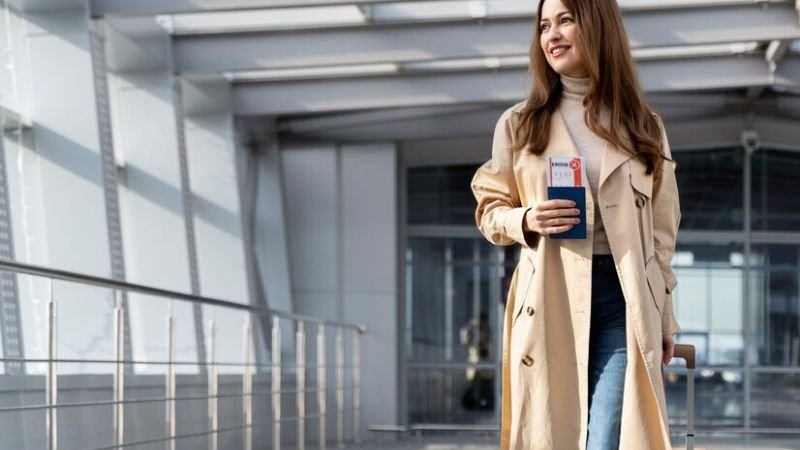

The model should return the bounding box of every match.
[277,97,800,144]
[89,0,440,17]
[233,54,800,116]
[90,0,794,19]
[171,2,800,73]
[90,0,430,16]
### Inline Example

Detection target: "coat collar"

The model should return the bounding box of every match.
[542,107,634,192]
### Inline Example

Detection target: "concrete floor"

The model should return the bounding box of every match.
[350,434,800,450]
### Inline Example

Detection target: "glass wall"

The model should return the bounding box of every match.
[673,148,743,231]
[753,150,800,231]
[404,147,800,435]
[405,236,511,423]
[672,243,745,367]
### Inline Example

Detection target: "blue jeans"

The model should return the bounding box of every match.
[586,254,627,450]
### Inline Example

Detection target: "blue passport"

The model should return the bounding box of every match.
[546,186,587,239]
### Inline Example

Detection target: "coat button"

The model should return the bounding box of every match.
[526,306,535,316]
[635,196,646,208]
[521,355,534,366]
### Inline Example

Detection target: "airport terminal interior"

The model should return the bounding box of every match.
[1,0,800,448]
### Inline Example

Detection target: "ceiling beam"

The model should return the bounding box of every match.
[297,113,800,163]
[171,2,800,74]
[90,0,430,17]
[233,54,800,116]
[277,95,800,144]
[90,0,798,19]
[748,38,794,99]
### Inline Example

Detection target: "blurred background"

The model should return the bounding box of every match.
[0,0,799,448]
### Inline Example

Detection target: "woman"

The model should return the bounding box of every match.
[471,0,681,449]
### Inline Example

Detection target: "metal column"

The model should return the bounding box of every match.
[336,328,344,448]
[352,331,361,444]
[46,298,57,450]
[113,291,125,447]
[743,142,754,431]
[271,316,281,450]
[172,79,208,372]
[317,324,326,450]
[243,317,252,450]
[166,314,176,450]
[208,321,218,450]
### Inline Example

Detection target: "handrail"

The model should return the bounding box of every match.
[0,258,366,332]
[0,257,365,450]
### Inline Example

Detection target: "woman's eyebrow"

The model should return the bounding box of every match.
[540,10,571,22]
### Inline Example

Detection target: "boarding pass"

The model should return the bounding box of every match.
[547,156,584,188]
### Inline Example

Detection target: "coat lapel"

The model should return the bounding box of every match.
[543,107,580,160]
[598,131,635,191]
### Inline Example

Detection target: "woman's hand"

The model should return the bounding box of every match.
[523,200,581,236]
[662,334,676,365]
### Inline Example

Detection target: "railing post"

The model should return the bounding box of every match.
[317,324,326,450]
[352,331,361,444]
[297,321,306,450]
[113,291,125,447]
[46,297,57,450]
[208,320,218,450]
[166,313,176,450]
[243,316,252,450]
[336,328,344,448]
[272,316,281,450]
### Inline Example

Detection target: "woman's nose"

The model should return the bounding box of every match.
[546,28,562,42]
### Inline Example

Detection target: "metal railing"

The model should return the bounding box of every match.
[0,259,366,450]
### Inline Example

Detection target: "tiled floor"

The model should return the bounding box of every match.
[350,434,800,450]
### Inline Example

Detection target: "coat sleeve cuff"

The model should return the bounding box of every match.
[503,207,540,249]
[661,295,681,335]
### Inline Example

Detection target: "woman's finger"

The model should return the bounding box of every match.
[544,217,581,227]
[662,338,675,365]
[544,224,573,235]
[535,209,581,223]
[536,199,576,211]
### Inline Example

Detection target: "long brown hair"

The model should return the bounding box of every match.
[513,0,667,178]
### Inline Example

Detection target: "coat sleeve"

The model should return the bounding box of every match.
[471,108,540,249]
[652,115,682,335]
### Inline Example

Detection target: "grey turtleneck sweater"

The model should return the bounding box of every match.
[559,75,612,255]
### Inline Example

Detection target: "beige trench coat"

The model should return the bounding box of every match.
[471,101,681,450]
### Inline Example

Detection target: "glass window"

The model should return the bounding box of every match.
[405,237,504,424]
[408,367,496,424]
[672,243,745,366]
[407,164,480,226]
[752,245,800,367]
[673,148,744,231]
[665,367,744,428]
[751,372,800,427]
[406,237,500,363]
[752,149,800,231]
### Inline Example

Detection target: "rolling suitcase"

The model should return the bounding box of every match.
[672,344,701,450]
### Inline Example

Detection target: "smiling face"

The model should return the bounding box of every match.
[539,0,587,78]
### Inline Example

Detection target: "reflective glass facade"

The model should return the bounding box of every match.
[405,148,800,433]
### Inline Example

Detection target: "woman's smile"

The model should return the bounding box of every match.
[549,44,571,58]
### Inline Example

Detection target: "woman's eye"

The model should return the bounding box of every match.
[561,17,573,24]
[540,23,550,31]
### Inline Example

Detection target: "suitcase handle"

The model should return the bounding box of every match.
[674,343,695,369]
[671,343,696,450]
